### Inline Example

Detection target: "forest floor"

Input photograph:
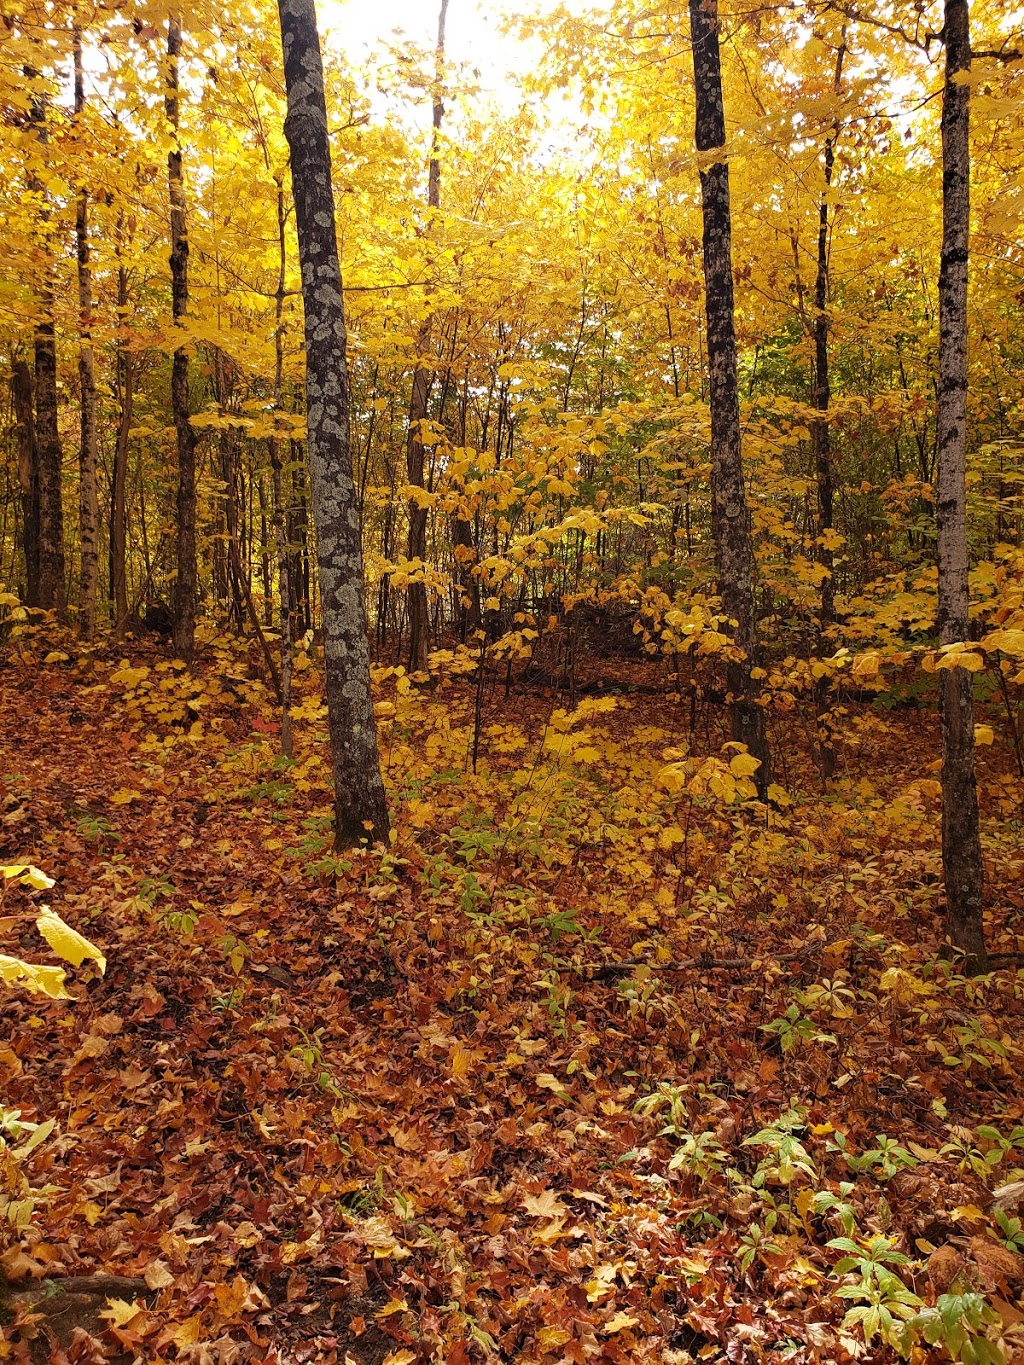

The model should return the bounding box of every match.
[2,629,1024,1365]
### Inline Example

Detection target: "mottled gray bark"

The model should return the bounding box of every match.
[167,13,197,661]
[277,0,390,847]
[74,29,100,638]
[689,0,769,791]
[404,0,448,673]
[936,0,986,969]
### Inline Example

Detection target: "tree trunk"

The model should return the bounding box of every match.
[811,35,846,782]
[277,0,389,847]
[936,0,986,969]
[12,360,39,607]
[688,0,769,790]
[270,177,293,758]
[111,257,131,628]
[167,13,197,660]
[404,0,448,674]
[26,77,66,616]
[34,320,65,616]
[74,29,100,638]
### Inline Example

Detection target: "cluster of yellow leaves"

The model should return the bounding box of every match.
[0,866,105,999]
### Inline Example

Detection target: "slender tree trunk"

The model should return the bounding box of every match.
[404,0,448,674]
[270,177,293,757]
[111,256,131,627]
[812,37,845,638]
[73,30,100,637]
[12,360,39,607]
[26,75,66,616]
[167,13,197,660]
[688,0,769,790]
[277,0,389,847]
[34,320,65,616]
[937,0,986,969]
[811,36,846,781]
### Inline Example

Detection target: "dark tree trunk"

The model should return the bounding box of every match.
[25,77,65,616]
[167,13,197,660]
[12,360,39,607]
[404,0,448,674]
[811,35,846,782]
[110,255,131,628]
[34,320,66,616]
[277,0,389,847]
[688,0,769,791]
[74,29,100,637]
[936,0,986,969]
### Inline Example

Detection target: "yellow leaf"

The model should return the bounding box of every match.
[537,1326,572,1351]
[0,954,69,998]
[974,725,994,746]
[111,788,140,805]
[375,1297,408,1318]
[35,909,106,974]
[729,752,761,779]
[382,1353,418,1365]
[100,1297,141,1328]
[523,1189,568,1219]
[2,865,55,890]
[604,1312,639,1334]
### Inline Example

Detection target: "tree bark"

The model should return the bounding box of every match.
[270,176,294,758]
[111,252,131,628]
[25,74,66,616]
[12,359,39,607]
[167,13,197,660]
[277,0,389,847]
[811,35,846,782]
[404,0,448,674]
[688,0,769,790]
[74,29,100,638]
[936,0,986,969]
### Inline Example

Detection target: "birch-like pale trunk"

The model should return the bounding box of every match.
[689,0,770,791]
[277,0,390,847]
[936,0,986,969]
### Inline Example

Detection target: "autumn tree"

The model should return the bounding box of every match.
[167,12,198,661]
[936,0,986,968]
[688,0,769,789]
[276,0,390,846]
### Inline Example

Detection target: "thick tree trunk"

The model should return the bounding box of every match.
[404,0,448,674]
[167,13,197,660]
[277,0,389,847]
[74,30,100,638]
[12,360,39,607]
[688,0,769,790]
[936,0,986,969]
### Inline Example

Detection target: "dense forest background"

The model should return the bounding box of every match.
[2,0,1024,1362]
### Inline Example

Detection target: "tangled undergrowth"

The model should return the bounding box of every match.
[1,628,1023,1364]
